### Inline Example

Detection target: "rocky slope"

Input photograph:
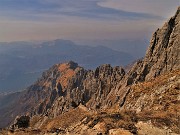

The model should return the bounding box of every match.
[128,6,180,82]
[0,61,125,128]
[0,6,179,135]
[104,6,180,109]
[1,72,180,134]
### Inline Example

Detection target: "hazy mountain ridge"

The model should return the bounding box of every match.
[0,39,133,93]
[0,6,179,135]
[90,39,149,59]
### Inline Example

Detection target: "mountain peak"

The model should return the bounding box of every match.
[177,6,180,14]
[126,7,180,83]
[56,61,79,71]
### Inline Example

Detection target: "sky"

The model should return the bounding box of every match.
[0,0,179,44]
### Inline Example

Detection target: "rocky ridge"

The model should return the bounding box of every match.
[128,7,180,82]
[105,6,180,109]
[0,61,126,128]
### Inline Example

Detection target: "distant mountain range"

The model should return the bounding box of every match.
[0,39,134,93]
[85,38,149,59]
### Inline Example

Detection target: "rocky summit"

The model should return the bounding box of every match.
[0,7,180,135]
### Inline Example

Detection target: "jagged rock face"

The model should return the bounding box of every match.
[98,7,180,112]
[3,61,125,120]
[0,61,125,127]
[0,62,86,127]
[46,63,125,117]
[127,7,180,83]
[27,61,86,115]
[13,116,30,129]
[82,64,125,108]
[108,7,180,107]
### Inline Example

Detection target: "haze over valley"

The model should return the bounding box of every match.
[0,39,135,93]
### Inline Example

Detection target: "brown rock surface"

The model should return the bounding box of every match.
[127,7,180,83]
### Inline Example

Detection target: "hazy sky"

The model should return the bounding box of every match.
[0,0,179,43]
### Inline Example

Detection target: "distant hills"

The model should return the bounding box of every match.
[0,39,134,93]
[88,38,149,59]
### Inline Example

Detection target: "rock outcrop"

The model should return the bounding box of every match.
[0,61,125,127]
[127,7,180,83]
[104,6,180,110]
[32,61,125,117]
